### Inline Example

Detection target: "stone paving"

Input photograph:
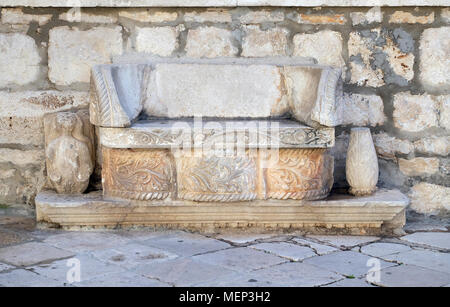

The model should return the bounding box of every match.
[0,215,449,287]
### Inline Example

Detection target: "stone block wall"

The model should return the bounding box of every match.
[0,6,448,215]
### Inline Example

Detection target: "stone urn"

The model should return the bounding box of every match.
[346,127,379,196]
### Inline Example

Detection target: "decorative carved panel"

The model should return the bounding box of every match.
[102,148,175,200]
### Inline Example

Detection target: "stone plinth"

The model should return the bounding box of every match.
[35,189,408,236]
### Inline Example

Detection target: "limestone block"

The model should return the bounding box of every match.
[102,148,175,200]
[393,92,439,132]
[419,27,450,92]
[175,150,258,202]
[438,95,450,130]
[135,26,178,56]
[261,149,333,201]
[1,8,52,25]
[414,136,450,156]
[409,183,450,214]
[346,128,378,196]
[293,31,344,68]
[0,33,41,87]
[48,26,123,86]
[0,149,44,166]
[118,9,177,22]
[389,11,434,24]
[341,93,385,127]
[350,7,383,25]
[442,8,450,23]
[398,157,439,177]
[185,9,232,23]
[372,132,414,160]
[239,9,284,23]
[186,27,237,58]
[44,110,95,194]
[293,13,346,24]
[241,26,288,57]
[59,10,118,23]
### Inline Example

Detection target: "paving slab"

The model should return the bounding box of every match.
[91,242,177,269]
[193,247,286,272]
[0,269,67,287]
[75,271,169,287]
[292,237,338,255]
[373,265,450,287]
[197,262,342,287]
[360,242,412,257]
[401,232,450,250]
[306,235,380,248]
[43,231,132,252]
[139,257,239,286]
[141,232,230,256]
[29,253,126,284]
[324,277,375,287]
[0,242,74,266]
[215,233,277,244]
[250,242,316,261]
[0,230,31,247]
[303,251,395,278]
[382,250,450,274]
[0,262,14,272]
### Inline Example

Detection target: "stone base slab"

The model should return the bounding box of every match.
[36,189,408,236]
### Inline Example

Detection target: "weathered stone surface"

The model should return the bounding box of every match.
[186,27,237,58]
[326,277,374,287]
[304,251,394,277]
[307,235,380,248]
[383,250,450,274]
[350,7,383,25]
[0,149,44,167]
[374,264,450,287]
[414,136,450,156]
[293,30,344,68]
[439,95,450,130]
[341,93,385,126]
[349,29,414,87]
[442,8,450,23]
[0,263,13,272]
[419,27,450,92]
[0,242,74,266]
[389,11,434,23]
[59,10,118,23]
[1,8,52,25]
[118,8,177,22]
[0,33,41,87]
[242,26,288,57]
[401,232,450,250]
[373,132,414,160]
[240,9,284,23]
[262,149,333,200]
[48,26,123,86]
[360,242,411,257]
[346,128,379,196]
[0,269,65,287]
[44,231,131,252]
[185,9,231,23]
[393,92,439,132]
[409,182,450,214]
[44,110,94,194]
[294,13,346,24]
[215,233,275,244]
[250,242,316,261]
[77,271,168,287]
[135,26,178,56]
[103,148,175,200]
[292,238,338,255]
[398,157,439,177]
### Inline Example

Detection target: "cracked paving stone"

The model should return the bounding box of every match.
[0,242,74,266]
[0,229,31,247]
[400,232,450,250]
[43,231,132,252]
[29,253,126,284]
[292,237,338,255]
[215,233,276,244]
[193,247,286,272]
[324,277,375,287]
[249,242,316,261]
[382,249,450,274]
[306,235,380,248]
[91,242,177,269]
[140,232,230,257]
[360,242,412,257]
[0,262,14,272]
[373,265,450,287]
[197,262,342,287]
[139,257,239,287]
[0,269,68,287]
[75,271,168,287]
[303,251,395,278]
